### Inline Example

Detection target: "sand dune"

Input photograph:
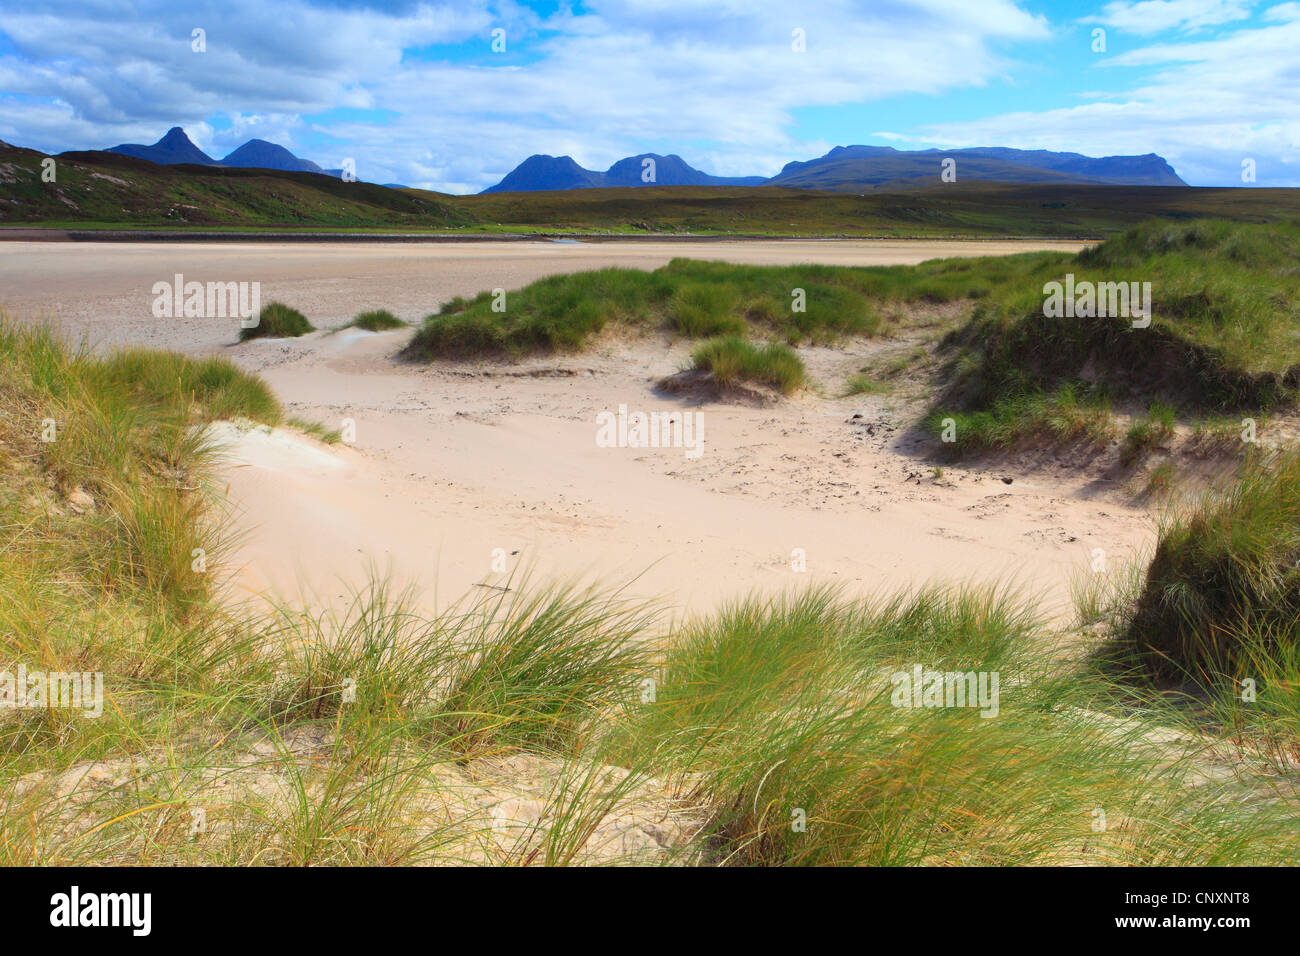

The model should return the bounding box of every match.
[3,238,1145,621]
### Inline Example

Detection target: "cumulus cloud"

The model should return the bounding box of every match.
[1082,0,1254,35]
[923,6,1300,185]
[0,0,1294,190]
[0,0,1053,190]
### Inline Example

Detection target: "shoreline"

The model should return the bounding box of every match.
[0,227,1103,244]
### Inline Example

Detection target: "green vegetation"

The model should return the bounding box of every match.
[7,317,1300,865]
[927,219,1300,452]
[1115,448,1300,678]
[1189,416,1253,456]
[0,144,472,230]
[924,383,1115,454]
[241,302,315,341]
[843,373,890,396]
[1120,401,1176,466]
[403,254,1021,360]
[601,587,1291,865]
[346,309,406,332]
[0,318,281,621]
[689,336,807,394]
[1079,446,1300,770]
[7,142,1300,237]
[286,416,343,445]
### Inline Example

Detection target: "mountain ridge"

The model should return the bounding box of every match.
[97,127,1187,192]
[482,152,766,193]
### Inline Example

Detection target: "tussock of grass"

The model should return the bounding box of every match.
[95,348,283,425]
[689,336,807,394]
[347,309,406,332]
[240,302,315,341]
[1118,448,1300,678]
[1120,401,1175,466]
[843,373,889,397]
[927,382,1114,454]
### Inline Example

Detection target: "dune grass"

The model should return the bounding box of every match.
[843,373,890,397]
[1119,401,1176,467]
[924,382,1115,455]
[346,309,406,332]
[689,336,807,394]
[5,313,1300,866]
[1069,446,1300,771]
[926,219,1300,452]
[400,251,1070,362]
[403,254,1041,360]
[1113,447,1300,679]
[603,587,1291,865]
[240,302,315,342]
[403,219,1300,461]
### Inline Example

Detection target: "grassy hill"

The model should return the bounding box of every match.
[3,141,1300,237]
[926,218,1300,451]
[0,144,472,229]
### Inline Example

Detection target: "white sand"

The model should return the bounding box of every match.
[2,238,1149,621]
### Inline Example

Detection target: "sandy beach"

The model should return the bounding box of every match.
[1,237,1146,619]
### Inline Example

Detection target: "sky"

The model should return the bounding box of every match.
[0,0,1296,193]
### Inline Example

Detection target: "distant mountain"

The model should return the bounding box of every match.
[767,145,1186,190]
[109,127,217,166]
[602,154,766,188]
[486,143,1185,194]
[99,128,1187,194]
[952,148,1185,186]
[486,155,601,192]
[107,127,337,177]
[482,152,765,193]
[220,139,324,174]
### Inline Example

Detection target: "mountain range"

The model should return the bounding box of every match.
[481,153,767,192]
[489,145,1185,193]
[97,127,1186,193]
[108,127,338,176]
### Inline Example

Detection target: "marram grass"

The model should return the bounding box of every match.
[3,315,1299,866]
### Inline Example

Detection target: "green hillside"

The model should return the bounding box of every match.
[3,141,1300,238]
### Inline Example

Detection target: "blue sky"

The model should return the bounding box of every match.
[1,0,1296,192]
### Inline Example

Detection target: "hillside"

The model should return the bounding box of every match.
[1,141,1296,237]
[484,143,1187,194]
[0,142,471,228]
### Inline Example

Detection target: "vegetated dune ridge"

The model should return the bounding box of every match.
[0,237,1140,620]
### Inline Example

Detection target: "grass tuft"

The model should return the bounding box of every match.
[347,310,406,332]
[690,336,807,394]
[240,302,315,342]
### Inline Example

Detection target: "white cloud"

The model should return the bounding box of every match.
[1,0,1291,191]
[923,8,1300,185]
[1082,0,1254,35]
[0,0,1052,191]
